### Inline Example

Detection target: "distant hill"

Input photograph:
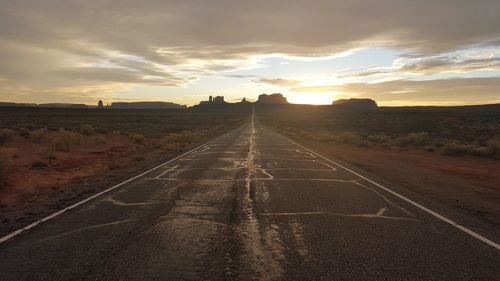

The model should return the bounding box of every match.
[111,101,186,109]
[332,98,378,110]
[257,93,288,105]
[0,102,37,107]
[38,103,89,108]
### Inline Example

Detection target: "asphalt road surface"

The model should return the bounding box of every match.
[0,113,499,280]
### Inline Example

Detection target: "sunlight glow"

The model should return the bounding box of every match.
[287,92,339,105]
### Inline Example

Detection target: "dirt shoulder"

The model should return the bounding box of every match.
[0,128,233,236]
[289,136,500,226]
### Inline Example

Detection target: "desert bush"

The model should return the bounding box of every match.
[308,131,336,143]
[396,132,431,147]
[92,135,107,145]
[487,140,500,158]
[367,133,391,144]
[107,158,126,170]
[31,160,48,169]
[132,133,146,145]
[439,143,474,156]
[334,131,363,145]
[80,124,95,135]
[0,128,15,145]
[51,129,81,152]
[17,127,31,138]
[440,140,500,159]
[45,146,57,160]
[30,128,48,143]
[133,155,145,161]
[163,142,184,152]
[51,136,70,152]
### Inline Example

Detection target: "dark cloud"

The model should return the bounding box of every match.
[254,78,302,87]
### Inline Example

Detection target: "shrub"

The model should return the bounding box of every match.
[17,127,31,138]
[133,155,145,161]
[80,124,95,135]
[31,161,49,169]
[132,134,146,145]
[335,131,363,145]
[487,140,500,159]
[30,128,48,143]
[92,135,107,145]
[51,129,81,152]
[396,132,431,147]
[440,143,474,156]
[45,147,57,160]
[51,137,70,152]
[367,134,391,144]
[0,128,15,145]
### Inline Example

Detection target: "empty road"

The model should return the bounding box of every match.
[0,113,499,280]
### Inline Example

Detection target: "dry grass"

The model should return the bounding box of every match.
[30,128,48,143]
[276,126,500,160]
[395,132,431,147]
[80,124,95,135]
[0,128,15,145]
[131,133,146,145]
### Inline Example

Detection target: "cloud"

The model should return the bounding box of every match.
[224,74,260,79]
[338,49,500,78]
[290,77,500,105]
[254,78,302,87]
[0,0,499,102]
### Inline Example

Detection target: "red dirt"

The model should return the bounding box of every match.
[0,136,139,207]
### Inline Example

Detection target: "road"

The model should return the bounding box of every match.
[0,113,499,280]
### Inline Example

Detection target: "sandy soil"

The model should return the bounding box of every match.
[295,139,500,225]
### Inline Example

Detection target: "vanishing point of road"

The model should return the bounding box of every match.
[0,111,499,280]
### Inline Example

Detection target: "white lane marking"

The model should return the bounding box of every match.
[377,207,387,216]
[353,181,414,217]
[154,164,179,179]
[0,129,235,245]
[178,157,246,161]
[29,219,139,245]
[257,167,275,180]
[104,197,154,207]
[264,168,333,172]
[279,132,500,251]
[260,212,419,222]
[156,167,246,171]
[253,178,358,182]
[314,160,338,171]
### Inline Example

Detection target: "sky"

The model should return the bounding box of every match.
[1,0,500,106]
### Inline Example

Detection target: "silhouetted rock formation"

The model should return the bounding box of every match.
[197,95,228,108]
[332,98,378,110]
[97,100,104,108]
[257,93,288,105]
[239,97,251,104]
[111,102,186,109]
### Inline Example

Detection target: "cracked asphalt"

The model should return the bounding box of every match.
[0,113,499,281]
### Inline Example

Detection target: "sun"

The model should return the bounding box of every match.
[287,92,338,105]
